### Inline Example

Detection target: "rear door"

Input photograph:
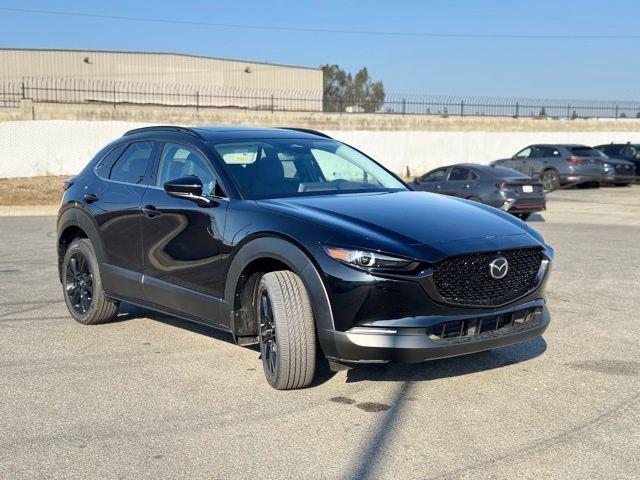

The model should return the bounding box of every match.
[140,142,229,326]
[89,140,159,300]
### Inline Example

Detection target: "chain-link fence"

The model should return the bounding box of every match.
[2,77,640,119]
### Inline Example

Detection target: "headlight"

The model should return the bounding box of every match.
[323,246,415,270]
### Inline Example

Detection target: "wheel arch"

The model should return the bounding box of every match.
[57,207,106,281]
[223,235,334,344]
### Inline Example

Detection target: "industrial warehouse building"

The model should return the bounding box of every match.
[0,48,323,110]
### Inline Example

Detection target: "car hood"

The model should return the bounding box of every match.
[603,158,635,166]
[257,191,545,261]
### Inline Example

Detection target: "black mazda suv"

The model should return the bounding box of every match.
[57,126,553,389]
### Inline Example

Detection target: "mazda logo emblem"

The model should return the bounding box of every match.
[489,256,509,279]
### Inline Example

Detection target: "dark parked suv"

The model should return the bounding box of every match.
[57,126,553,389]
[492,144,605,191]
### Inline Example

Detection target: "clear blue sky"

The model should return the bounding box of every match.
[1,0,639,100]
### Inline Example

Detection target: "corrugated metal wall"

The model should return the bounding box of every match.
[0,49,321,90]
[0,49,323,110]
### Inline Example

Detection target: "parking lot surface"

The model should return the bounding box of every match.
[1,186,639,479]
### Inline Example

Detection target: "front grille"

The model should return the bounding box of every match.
[615,164,634,174]
[427,307,543,342]
[432,248,544,306]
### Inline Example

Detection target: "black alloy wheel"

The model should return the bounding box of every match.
[65,252,94,315]
[259,288,278,377]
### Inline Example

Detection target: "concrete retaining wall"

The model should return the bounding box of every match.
[1,119,639,178]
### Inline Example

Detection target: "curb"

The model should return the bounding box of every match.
[0,205,58,217]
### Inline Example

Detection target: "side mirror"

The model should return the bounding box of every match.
[163,175,213,207]
[413,177,421,184]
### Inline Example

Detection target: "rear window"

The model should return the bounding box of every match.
[569,147,600,157]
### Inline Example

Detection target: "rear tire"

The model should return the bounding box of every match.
[257,271,316,390]
[614,183,629,187]
[62,238,118,325]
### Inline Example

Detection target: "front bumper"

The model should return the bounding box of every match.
[603,174,636,184]
[323,302,550,364]
[560,173,604,185]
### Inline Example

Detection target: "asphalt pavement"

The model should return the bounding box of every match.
[1,185,639,479]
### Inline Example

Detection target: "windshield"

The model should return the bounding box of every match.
[210,138,407,199]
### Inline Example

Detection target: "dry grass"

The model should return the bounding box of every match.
[0,175,68,205]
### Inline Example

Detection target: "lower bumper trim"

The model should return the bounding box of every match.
[322,306,550,364]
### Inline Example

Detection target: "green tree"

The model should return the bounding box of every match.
[321,65,385,113]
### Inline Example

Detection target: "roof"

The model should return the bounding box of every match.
[0,47,321,72]
[530,143,590,148]
[448,163,529,177]
[123,125,332,141]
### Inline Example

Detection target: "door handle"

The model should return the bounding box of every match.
[83,193,99,203]
[141,205,162,219]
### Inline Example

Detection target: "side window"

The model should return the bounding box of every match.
[157,143,217,195]
[623,145,639,159]
[449,167,470,181]
[95,145,124,179]
[543,147,561,157]
[515,147,531,158]
[109,142,154,185]
[530,147,545,158]
[470,171,479,181]
[422,169,448,182]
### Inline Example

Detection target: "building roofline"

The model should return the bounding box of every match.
[0,47,322,72]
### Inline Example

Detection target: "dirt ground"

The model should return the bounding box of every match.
[0,176,68,205]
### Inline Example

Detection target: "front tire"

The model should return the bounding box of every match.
[62,238,118,325]
[257,271,316,390]
[541,169,560,192]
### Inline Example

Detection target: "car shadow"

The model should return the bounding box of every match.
[343,336,547,384]
[527,213,545,222]
[113,302,547,387]
[113,302,238,344]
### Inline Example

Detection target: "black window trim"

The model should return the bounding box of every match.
[95,140,160,187]
[149,140,229,200]
[447,167,472,182]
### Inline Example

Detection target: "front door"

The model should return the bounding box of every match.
[140,142,229,326]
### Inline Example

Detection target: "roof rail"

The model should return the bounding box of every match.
[278,127,332,139]
[123,125,204,139]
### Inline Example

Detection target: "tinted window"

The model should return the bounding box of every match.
[543,147,561,157]
[158,143,217,195]
[95,145,124,179]
[569,147,600,157]
[449,167,470,181]
[623,145,640,158]
[530,146,547,158]
[422,169,448,182]
[515,148,531,158]
[109,142,154,184]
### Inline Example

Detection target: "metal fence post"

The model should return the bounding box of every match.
[614,104,619,118]
[567,105,570,119]
[21,81,25,99]
[515,102,519,118]
[460,100,464,117]
[113,84,117,108]
[196,90,200,111]
[402,98,406,115]
[270,94,274,113]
